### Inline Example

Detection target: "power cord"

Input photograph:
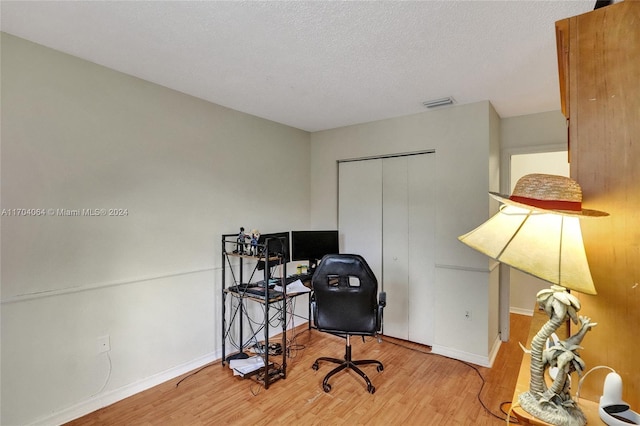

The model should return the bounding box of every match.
[284,296,308,359]
[175,359,221,388]
[506,401,521,425]
[385,339,520,424]
[575,365,616,403]
[90,351,113,397]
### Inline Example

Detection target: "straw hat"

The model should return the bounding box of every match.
[489,173,608,217]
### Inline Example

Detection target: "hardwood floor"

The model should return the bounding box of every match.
[67,314,531,425]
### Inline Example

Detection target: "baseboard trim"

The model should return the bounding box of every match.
[486,335,502,368]
[510,307,534,316]
[29,317,312,426]
[431,336,502,368]
[29,351,222,426]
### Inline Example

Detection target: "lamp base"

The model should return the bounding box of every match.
[519,391,587,426]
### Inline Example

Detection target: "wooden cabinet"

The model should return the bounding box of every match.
[555,19,569,120]
[555,1,639,408]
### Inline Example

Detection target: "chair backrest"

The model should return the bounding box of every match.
[311,254,380,335]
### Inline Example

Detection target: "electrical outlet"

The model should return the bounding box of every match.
[97,335,110,353]
[464,310,472,321]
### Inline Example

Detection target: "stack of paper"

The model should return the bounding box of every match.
[274,279,311,294]
[228,355,265,376]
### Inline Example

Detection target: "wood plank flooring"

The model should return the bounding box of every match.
[67,314,531,425]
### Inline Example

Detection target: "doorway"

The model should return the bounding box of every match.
[509,151,569,315]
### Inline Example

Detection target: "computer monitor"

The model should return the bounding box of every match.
[291,230,339,273]
[257,231,290,268]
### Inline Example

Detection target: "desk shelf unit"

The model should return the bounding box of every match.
[220,233,288,389]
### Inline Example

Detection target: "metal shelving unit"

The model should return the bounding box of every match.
[220,233,288,389]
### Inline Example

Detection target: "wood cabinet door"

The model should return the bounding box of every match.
[565,1,640,407]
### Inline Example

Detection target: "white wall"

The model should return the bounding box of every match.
[1,33,311,425]
[499,111,569,315]
[309,101,501,366]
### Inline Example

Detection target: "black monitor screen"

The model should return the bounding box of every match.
[291,230,339,265]
[257,231,290,263]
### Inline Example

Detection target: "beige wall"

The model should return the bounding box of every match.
[310,101,501,366]
[1,31,570,425]
[1,33,311,425]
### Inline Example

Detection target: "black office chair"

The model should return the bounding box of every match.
[310,254,386,394]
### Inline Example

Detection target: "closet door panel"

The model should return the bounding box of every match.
[407,153,436,345]
[382,157,409,340]
[338,153,435,345]
[338,160,383,282]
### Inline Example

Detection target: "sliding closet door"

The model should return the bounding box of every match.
[382,154,435,344]
[338,159,383,282]
[338,153,434,345]
[407,153,435,345]
[382,157,410,339]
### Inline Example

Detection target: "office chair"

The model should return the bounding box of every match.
[310,254,386,394]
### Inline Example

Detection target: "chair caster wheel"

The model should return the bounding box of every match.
[377,365,384,372]
[323,383,331,392]
[312,362,319,371]
[368,385,376,394]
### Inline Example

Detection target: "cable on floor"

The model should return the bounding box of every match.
[506,401,521,425]
[284,297,307,359]
[175,360,221,388]
[385,338,520,424]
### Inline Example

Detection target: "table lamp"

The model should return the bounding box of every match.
[458,174,608,426]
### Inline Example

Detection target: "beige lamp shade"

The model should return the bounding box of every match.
[458,205,597,295]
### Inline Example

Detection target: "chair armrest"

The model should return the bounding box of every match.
[378,291,386,307]
[310,293,317,327]
[376,292,386,331]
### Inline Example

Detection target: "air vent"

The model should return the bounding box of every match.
[422,97,455,109]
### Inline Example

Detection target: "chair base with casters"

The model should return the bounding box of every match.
[311,334,384,394]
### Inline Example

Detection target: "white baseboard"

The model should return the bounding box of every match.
[29,317,311,426]
[486,335,502,368]
[431,335,502,368]
[30,351,222,426]
[510,306,534,316]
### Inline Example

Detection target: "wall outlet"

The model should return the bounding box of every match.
[97,335,110,353]
[464,310,472,321]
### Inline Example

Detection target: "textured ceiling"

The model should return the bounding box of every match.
[1,1,595,132]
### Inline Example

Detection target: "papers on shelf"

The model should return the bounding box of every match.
[273,279,311,294]
[229,355,265,376]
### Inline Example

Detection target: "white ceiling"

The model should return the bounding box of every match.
[1,1,596,132]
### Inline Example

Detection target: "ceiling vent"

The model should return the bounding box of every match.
[422,97,455,109]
